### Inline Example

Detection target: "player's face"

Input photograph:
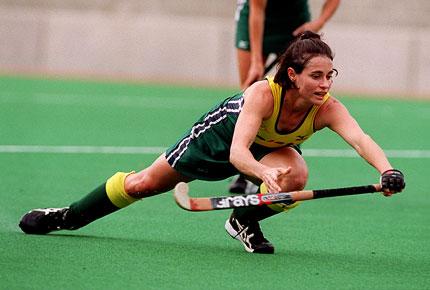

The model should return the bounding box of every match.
[295,56,336,104]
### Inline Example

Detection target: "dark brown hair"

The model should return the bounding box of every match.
[274,31,334,89]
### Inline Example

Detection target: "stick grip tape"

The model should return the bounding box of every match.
[313,184,378,199]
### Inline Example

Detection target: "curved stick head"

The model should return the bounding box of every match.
[174,182,191,210]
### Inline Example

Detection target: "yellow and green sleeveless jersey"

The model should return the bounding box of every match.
[254,77,330,148]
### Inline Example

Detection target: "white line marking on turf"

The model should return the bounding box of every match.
[0,145,429,158]
[303,149,430,158]
[0,145,166,154]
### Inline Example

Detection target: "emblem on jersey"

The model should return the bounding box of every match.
[295,135,309,141]
[256,135,286,145]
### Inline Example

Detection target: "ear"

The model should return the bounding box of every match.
[287,67,297,82]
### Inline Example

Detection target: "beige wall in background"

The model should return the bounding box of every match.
[1,0,429,98]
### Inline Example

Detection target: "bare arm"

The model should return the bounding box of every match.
[317,99,392,173]
[230,81,270,177]
[230,81,290,192]
[243,0,267,89]
[293,0,341,35]
[315,98,403,196]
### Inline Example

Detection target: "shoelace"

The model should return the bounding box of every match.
[233,224,249,240]
[232,219,267,243]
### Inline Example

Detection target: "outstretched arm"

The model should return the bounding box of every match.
[316,98,405,195]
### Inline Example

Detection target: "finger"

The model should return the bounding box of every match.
[268,184,281,193]
[293,24,306,36]
[292,27,301,36]
[265,178,281,193]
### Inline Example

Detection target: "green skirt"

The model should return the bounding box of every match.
[165,93,300,181]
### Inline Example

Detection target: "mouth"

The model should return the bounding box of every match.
[314,92,327,99]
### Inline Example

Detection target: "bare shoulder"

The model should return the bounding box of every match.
[244,80,272,99]
[315,95,350,130]
[242,80,274,118]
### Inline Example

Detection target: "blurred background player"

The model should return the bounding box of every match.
[19,32,405,254]
[230,0,341,194]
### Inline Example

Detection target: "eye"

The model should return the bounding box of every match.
[310,73,322,80]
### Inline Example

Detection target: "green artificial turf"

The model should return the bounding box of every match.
[1,75,429,289]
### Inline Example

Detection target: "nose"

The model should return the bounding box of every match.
[320,78,332,89]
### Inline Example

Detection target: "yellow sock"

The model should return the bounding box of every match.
[106,172,138,208]
[260,183,300,213]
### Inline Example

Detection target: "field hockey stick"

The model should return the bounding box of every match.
[174,182,383,211]
[264,54,281,74]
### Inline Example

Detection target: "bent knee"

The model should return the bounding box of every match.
[124,171,160,198]
[279,167,308,192]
